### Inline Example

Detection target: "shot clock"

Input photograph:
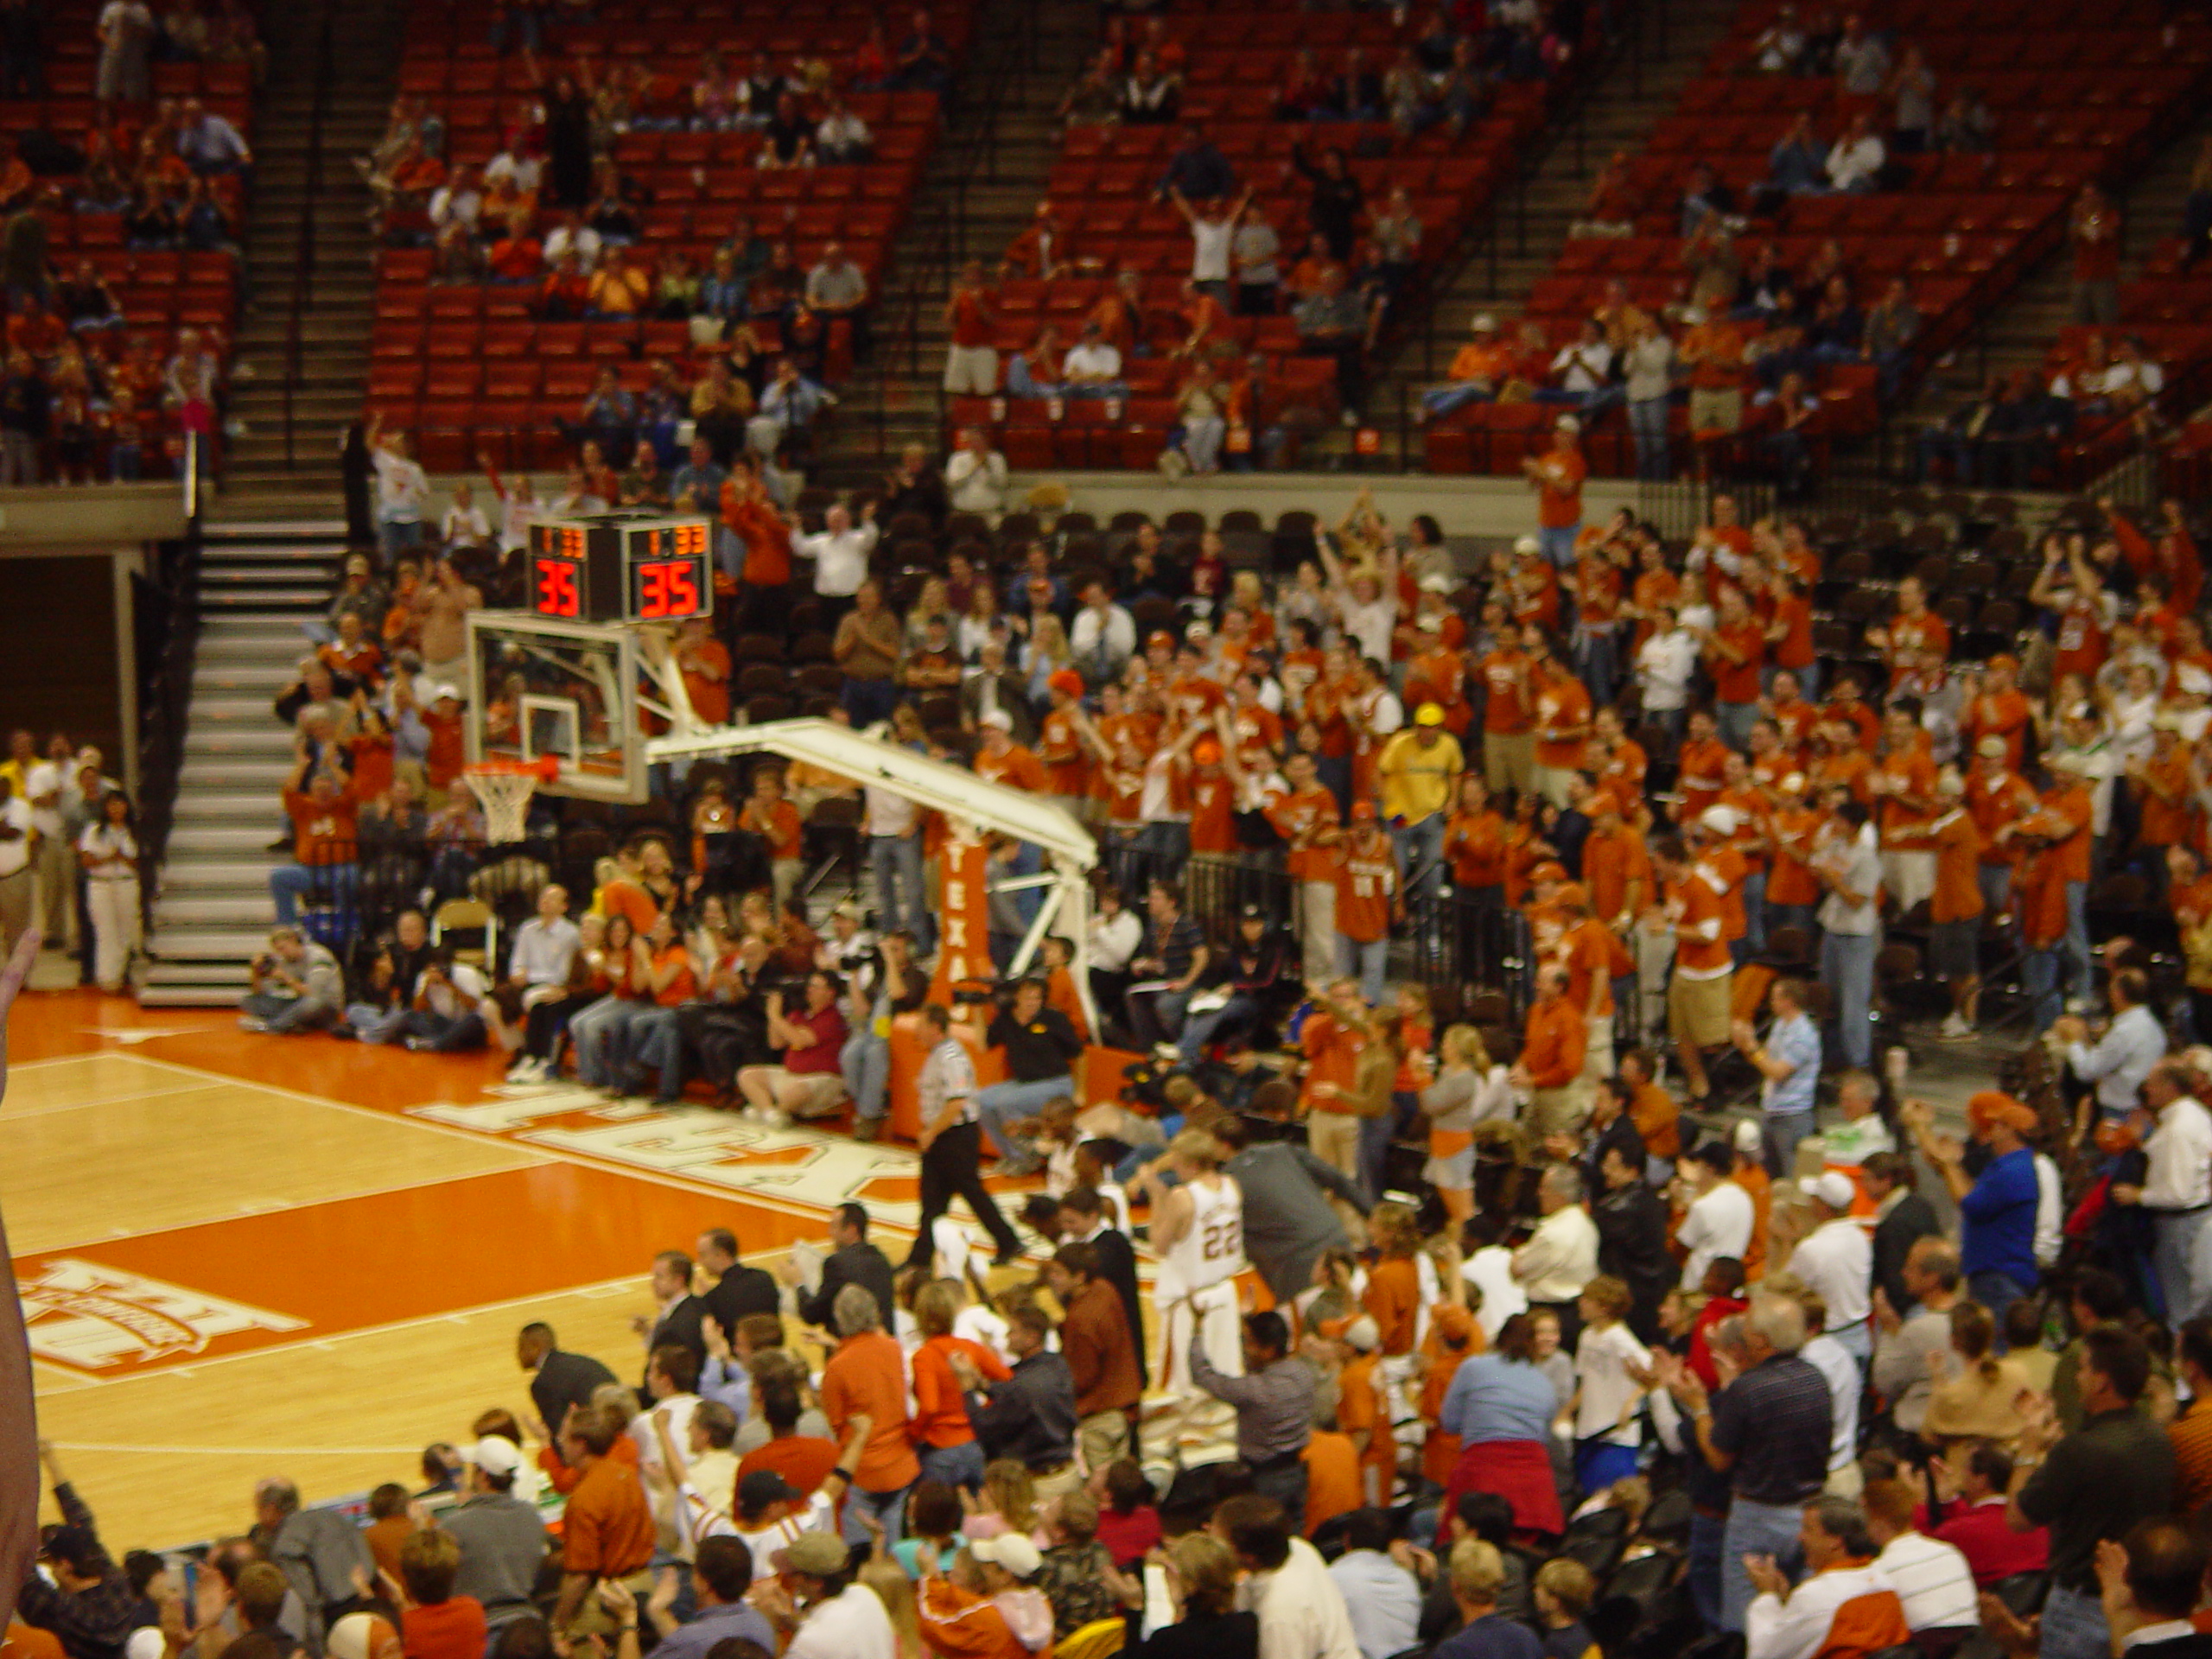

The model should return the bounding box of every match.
[528,515,715,624]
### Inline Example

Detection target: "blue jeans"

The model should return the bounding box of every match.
[918,1440,986,1492]
[1721,1497,1806,1633]
[343,1001,410,1043]
[976,1076,1077,1158]
[1342,935,1389,1005]
[1688,1511,1726,1630]
[1358,1109,1399,1205]
[842,1027,889,1123]
[869,833,931,953]
[270,861,359,926]
[1128,984,1192,1047]
[239,992,337,1033]
[1576,627,1619,706]
[628,1006,686,1099]
[1630,397,1670,480]
[2063,878,2093,1005]
[1540,524,1579,572]
[2153,1209,2209,1325]
[1393,812,1446,907]
[842,1480,912,1547]
[1820,928,1877,1069]
[1767,1109,1815,1178]
[1716,700,1760,752]
[2025,945,2066,1032]
[1968,1269,2032,1342]
[1741,868,1767,957]
[2040,1585,2110,1659]
[570,996,652,1087]
[1576,1440,1641,1493]
[842,677,900,728]
[1179,992,1259,1062]
[1136,820,1191,890]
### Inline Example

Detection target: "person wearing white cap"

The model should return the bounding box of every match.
[1520,416,1586,573]
[1789,1171,1875,1370]
[1422,312,1514,418]
[443,1437,552,1632]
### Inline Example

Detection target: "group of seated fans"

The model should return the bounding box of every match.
[0,0,257,486]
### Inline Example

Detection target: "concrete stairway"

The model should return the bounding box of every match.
[1357,0,1745,464]
[219,0,402,518]
[813,0,1099,488]
[143,523,347,1007]
[1891,110,2212,449]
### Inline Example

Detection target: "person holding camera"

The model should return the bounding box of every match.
[971,976,1086,1177]
[239,925,344,1034]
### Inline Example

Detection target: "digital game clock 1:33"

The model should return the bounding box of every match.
[528,515,715,624]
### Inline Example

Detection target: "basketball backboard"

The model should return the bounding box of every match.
[464,612,646,802]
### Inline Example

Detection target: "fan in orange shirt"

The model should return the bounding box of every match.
[1866,575,1951,690]
[1445,774,1509,905]
[2131,720,2199,860]
[1675,709,1731,826]
[1510,962,1586,1137]
[1925,767,1986,1037]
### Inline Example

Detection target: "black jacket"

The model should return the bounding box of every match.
[645,1294,709,1380]
[799,1241,897,1332]
[967,1350,1078,1469]
[1594,1179,1675,1344]
[702,1263,780,1340]
[530,1348,619,1440]
[1872,1191,1943,1314]
[17,1485,140,1659]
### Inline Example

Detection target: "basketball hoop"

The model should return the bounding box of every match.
[463,755,559,844]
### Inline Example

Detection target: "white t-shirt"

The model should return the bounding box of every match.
[1637,630,1699,711]
[1191,216,1234,283]
[1676,1180,1754,1289]
[77,822,138,879]
[797,524,879,598]
[1064,342,1123,381]
[442,505,492,545]
[372,448,429,522]
[0,797,30,876]
[1574,1321,1652,1446]
[788,1581,897,1659]
[416,960,486,1019]
[1459,1245,1528,1340]
[22,762,65,837]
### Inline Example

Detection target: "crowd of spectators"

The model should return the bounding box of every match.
[0,0,258,484]
[0,728,137,988]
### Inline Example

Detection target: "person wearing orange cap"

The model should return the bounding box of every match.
[1337,801,1402,1005]
[1037,670,1096,821]
[1376,702,1464,908]
[1902,1092,2042,1329]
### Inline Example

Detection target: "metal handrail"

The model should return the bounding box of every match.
[283,8,336,469]
[876,0,1038,457]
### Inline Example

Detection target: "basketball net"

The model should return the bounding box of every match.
[463,757,557,844]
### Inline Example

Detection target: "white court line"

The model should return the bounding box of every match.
[53,1441,440,1456]
[30,1269,645,1389]
[1,1080,245,1121]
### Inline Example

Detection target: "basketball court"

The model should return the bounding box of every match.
[10,987,1059,1553]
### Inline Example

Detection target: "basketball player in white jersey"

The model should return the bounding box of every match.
[1139,1126,1247,1394]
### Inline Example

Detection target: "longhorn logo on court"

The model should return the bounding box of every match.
[17,1258,308,1373]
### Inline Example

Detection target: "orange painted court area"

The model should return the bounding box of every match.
[4,988,1088,1547]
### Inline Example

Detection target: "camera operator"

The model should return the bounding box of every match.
[843,928,925,1142]
[970,975,1087,1177]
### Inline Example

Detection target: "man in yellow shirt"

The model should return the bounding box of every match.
[1376,702,1464,906]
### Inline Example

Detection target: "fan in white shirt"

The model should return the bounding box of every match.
[1221,1506,1363,1659]
[1675,1142,1755,1289]
[2111,1066,2212,1332]
[1861,1478,1978,1634]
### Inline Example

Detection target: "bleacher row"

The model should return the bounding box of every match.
[362,2,974,463]
[928,6,1592,460]
[1426,0,2212,478]
[0,3,256,477]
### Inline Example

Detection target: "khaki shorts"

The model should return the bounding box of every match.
[763,1067,849,1118]
[1668,971,1733,1049]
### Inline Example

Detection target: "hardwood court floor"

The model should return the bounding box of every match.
[7,988,1043,1552]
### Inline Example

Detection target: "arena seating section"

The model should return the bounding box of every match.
[939,7,1594,470]
[0,1,253,477]
[1424,0,2212,479]
[363,0,974,471]
[2088,236,2212,496]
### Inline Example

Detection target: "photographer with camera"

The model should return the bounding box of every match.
[239,925,345,1034]
[971,976,1086,1178]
